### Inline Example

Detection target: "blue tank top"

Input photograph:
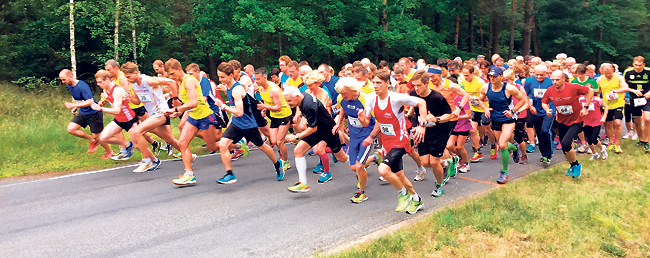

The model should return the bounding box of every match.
[227,82,258,129]
[486,82,515,122]
[338,92,374,138]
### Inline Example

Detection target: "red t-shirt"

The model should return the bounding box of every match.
[579,96,605,127]
[541,83,590,125]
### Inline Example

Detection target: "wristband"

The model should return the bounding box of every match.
[221,103,227,109]
[174,107,179,113]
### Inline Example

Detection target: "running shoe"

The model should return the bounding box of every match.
[217,174,237,184]
[395,193,412,212]
[632,132,638,140]
[275,159,285,181]
[313,163,324,174]
[615,145,622,154]
[540,157,551,164]
[601,147,608,160]
[125,141,134,158]
[308,150,315,156]
[152,141,161,157]
[88,140,99,153]
[414,167,426,181]
[448,156,459,178]
[373,149,385,166]
[645,142,650,152]
[459,163,470,173]
[166,144,174,156]
[378,176,387,181]
[635,141,644,147]
[442,170,450,186]
[161,144,168,151]
[192,153,197,163]
[555,142,562,150]
[240,143,250,157]
[590,153,600,160]
[110,152,129,161]
[571,163,582,178]
[350,192,368,203]
[623,131,633,139]
[172,152,181,158]
[405,197,423,215]
[490,146,498,159]
[576,144,586,153]
[332,153,339,163]
[173,174,196,185]
[526,145,536,153]
[606,144,615,151]
[133,162,154,173]
[565,165,574,176]
[511,143,520,164]
[282,160,291,170]
[519,154,529,164]
[201,144,207,148]
[149,159,161,171]
[318,172,332,183]
[431,185,444,197]
[101,151,115,159]
[469,153,483,163]
[602,137,610,146]
[231,150,244,160]
[496,171,509,184]
[288,182,310,192]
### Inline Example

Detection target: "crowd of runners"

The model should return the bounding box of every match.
[60,53,650,215]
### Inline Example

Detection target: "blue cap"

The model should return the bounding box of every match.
[488,66,504,77]
[427,67,442,74]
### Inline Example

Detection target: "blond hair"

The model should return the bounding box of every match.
[335,77,364,93]
[303,70,325,85]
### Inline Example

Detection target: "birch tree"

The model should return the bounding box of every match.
[69,0,77,78]
[114,0,120,60]
[129,0,136,63]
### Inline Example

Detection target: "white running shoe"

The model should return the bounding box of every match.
[414,167,426,181]
[601,147,608,160]
[623,131,633,139]
[590,153,600,161]
[133,162,154,173]
[632,132,638,140]
[378,176,387,182]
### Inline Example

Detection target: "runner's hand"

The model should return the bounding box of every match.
[644,91,650,99]
[529,107,537,115]
[452,108,461,118]
[413,126,426,144]
[362,135,373,147]
[600,117,606,124]
[71,107,78,115]
[100,92,108,100]
[632,89,643,97]
[332,124,340,135]
[285,134,297,144]
[580,107,588,116]
[90,103,102,111]
[257,103,266,111]
[504,110,513,118]
[546,109,553,117]
[426,111,436,123]
[216,84,227,91]
[357,110,369,124]
[484,109,492,118]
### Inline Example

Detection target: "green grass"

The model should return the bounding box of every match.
[0,82,212,178]
[323,141,650,258]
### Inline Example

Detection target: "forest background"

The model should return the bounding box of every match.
[1,0,649,87]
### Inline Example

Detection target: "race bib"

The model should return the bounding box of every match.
[378,123,396,136]
[534,88,546,98]
[588,103,595,111]
[470,99,480,106]
[625,98,631,105]
[348,117,363,128]
[332,105,341,115]
[634,98,647,107]
[606,92,619,101]
[136,92,151,103]
[557,105,573,115]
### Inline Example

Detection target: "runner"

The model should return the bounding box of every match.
[409,70,453,197]
[90,70,140,161]
[285,61,302,88]
[186,63,225,145]
[333,77,374,203]
[579,88,609,160]
[622,56,650,151]
[254,67,292,171]
[121,62,182,172]
[304,71,336,182]
[60,69,113,159]
[597,63,631,153]
[459,64,496,162]
[449,93,473,172]
[541,70,594,178]
[278,55,292,86]
[524,65,555,164]
[571,64,600,152]
[162,58,218,185]
[154,60,177,156]
[213,62,284,184]
[479,66,527,184]
[283,86,349,192]
[358,69,428,214]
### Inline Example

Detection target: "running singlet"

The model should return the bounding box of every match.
[579,96,605,127]
[286,76,303,87]
[366,92,418,152]
[106,85,136,122]
[227,82,257,129]
[114,71,144,110]
[623,67,650,106]
[130,75,169,116]
[570,77,599,90]
[179,74,213,120]
[599,75,625,109]
[338,92,374,138]
[360,80,375,95]
[259,82,292,119]
[486,83,514,122]
[460,77,488,112]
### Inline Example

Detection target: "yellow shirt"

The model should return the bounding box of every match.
[179,74,213,120]
[405,69,416,82]
[599,75,625,110]
[460,77,489,112]
[259,82,292,119]
[287,76,303,87]
[360,80,375,95]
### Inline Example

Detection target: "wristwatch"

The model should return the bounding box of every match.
[436,116,442,123]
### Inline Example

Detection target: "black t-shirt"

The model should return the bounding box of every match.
[410,89,452,138]
[623,67,650,95]
[299,92,336,130]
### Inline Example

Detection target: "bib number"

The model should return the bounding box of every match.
[378,123,396,136]
[557,105,573,115]
[332,105,341,115]
[534,88,546,98]
[348,117,363,128]
[607,92,619,101]
[634,98,647,107]
[588,103,595,111]
[625,98,631,105]
[470,99,480,106]
[136,92,151,103]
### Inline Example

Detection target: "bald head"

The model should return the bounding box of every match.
[59,69,75,85]
[550,70,565,88]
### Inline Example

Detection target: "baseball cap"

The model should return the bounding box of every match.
[488,66,504,77]
[477,55,485,59]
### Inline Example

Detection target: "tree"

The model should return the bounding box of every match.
[69,0,77,78]
[114,0,120,60]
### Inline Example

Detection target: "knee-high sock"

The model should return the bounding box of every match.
[296,156,307,185]
[501,143,517,172]
[319,153,330,174]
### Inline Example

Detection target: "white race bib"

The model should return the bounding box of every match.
[332,105,341,115]
[348,117,363,128]
[557,105,574,115]
[588,103,595,111]
[470,99,480,106]
[606,92,619,101]
[378,123,396,136]
[534,88,547,98]
[625,98,631,105]
[136,92,151,103]
[634,98,647,107]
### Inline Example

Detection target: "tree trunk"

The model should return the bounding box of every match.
[596,0,605,66]
[69,0,76,78]
[434,11,441,33]
[421,3,427,26]
[207,52,217,80]
[468,9,474,53]
[491,16,499,56]
[114,0,120,60]
[508,0,517,59]
[129,0,136,63]
[479,15,484,54]
[532,16,539,57]
[521,0,534,56]
[454,15,460,48]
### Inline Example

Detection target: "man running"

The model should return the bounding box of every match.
[542,70,594,177]
[255,67,292,171]
[60,69,113,159]
[358,69,428,214]
[598,63,631,153]
[213,62,284,184]
[622,56,650,151]
[479,67,527,184]
[524,65,555,163]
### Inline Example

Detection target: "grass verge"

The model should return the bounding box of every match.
[322,140,650,257]
[0,82,212,178]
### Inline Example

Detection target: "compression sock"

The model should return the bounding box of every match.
[507,142,517,151]
[226,170,233,175]
[295,156,307,185]
[319,153,330,174]
[500,149,510,172]
[273,160,281,169]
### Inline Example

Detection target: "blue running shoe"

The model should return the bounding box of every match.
[308,150,315,156]
[565,166,573,176]
[511,143,520,164]
[124,141,135,159]
[526,145,536,153]
[571,163,582,178]
[496,171,510,184]
[318,172,332,183]
[313,162,324,174]
[148,159,161,171]
[332,153,339,163]
[276,159,285,181]
[217,174,237,184]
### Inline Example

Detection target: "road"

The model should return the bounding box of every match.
[1,143,565,258]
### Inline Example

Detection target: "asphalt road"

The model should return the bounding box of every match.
[1,143,566,258]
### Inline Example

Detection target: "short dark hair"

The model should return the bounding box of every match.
[373,69,391,83]
[437,58,448,69]
[411,70,430,84]
[270,68,281,77]
[228,59,241,70]
[379,60,388,69]
[254,67,268,76]
[217,62,234,75]
[576,64,588,74]
[462,64,475,73]
[355,66,368,76]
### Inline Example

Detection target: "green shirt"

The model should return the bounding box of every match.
[571,77,599,90]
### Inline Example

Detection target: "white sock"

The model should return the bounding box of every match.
[419,166,425,171]
[142,158,151,163]
[295,156,307,185]
[185,170,193,176]
[412,192,419,201]
[399,187,407,195]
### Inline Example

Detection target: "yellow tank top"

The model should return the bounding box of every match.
[260,82,292,119]
[287,76,302,87]
[461,77,489,112]
[600,75,625,109]
[360,80,375,94]
[179,74,213,120]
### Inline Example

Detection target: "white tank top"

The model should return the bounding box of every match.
[131,74,169,116]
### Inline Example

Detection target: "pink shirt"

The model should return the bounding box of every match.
[579,96,604,127]
[513,83,527,119]
[454,96,473,132]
